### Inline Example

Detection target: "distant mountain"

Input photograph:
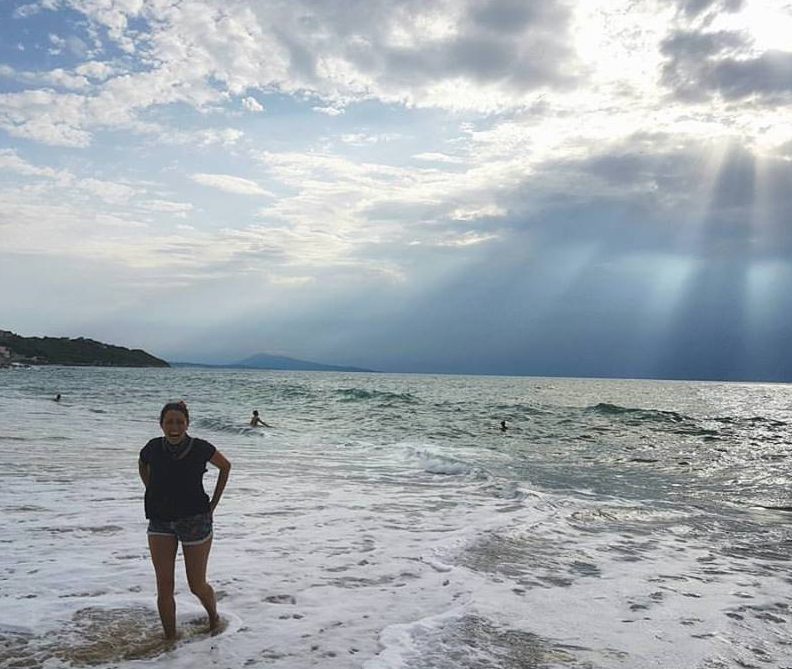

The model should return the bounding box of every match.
[235,353,374,373]
[172,353,375,373]
[0,330,169,368]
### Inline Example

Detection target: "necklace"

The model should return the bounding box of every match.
[161,435,194,460]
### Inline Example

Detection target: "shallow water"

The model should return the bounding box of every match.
[1,368,792,668]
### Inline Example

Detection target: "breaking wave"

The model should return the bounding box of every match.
[335,388,421,405]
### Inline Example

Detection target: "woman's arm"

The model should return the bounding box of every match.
[209,451,231,512]
[138,460,150,487]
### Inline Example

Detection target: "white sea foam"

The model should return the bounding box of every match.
[0,426,544,667]
[2,368,792,668]
[418,456,471,476]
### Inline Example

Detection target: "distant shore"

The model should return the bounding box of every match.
[0,330,168,368]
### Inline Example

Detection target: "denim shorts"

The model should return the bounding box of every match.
[147,512,213,546]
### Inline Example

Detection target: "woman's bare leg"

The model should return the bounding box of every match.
[148,534,179,639]
[183,537,219,629]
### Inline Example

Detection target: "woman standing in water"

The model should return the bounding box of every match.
[138,401,231,639]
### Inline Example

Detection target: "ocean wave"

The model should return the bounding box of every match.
[587,402,689,423]
[271,384,313,399]
[491,403,550,416]
[420,455,472,476]
[568,504,688,528]
[586,404,789,437]
[714,415,788,428]
[401,446,480,477]
[335,388,420,405]
[192,416,262,436]
[480,480,532,501]
[584,403,727,437]
[387,443,479,476]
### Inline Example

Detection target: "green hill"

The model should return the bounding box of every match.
[0,330,169,368]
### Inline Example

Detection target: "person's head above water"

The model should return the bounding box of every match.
[160,401,189,444]
[252,410,259,416]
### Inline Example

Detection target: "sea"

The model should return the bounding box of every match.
[1,367,791,669]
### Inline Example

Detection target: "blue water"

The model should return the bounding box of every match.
[1,367,791,668]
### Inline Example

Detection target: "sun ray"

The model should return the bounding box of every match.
[676,139,733,250]
[648,140,757,379]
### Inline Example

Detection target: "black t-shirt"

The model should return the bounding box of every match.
[139,436,216,521]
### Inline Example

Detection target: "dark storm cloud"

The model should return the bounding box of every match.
[380,30,570,90]
[661,28,792,102]
[669,0,745,18]
[260,0,577,94]
[706,50,792,100]
[660,29,747,60]
[490,134,792,262]
[386,0,575,90]
[339,137,792,381]
[660,28,745,100]
[331,225,792,381]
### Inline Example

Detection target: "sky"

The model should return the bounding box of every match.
[1,0,792,381]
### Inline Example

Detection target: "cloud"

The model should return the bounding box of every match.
[413,152,465,164]
[0,149,140,204]
[242,96,264,112]
[77,177,136,204]
[667,0,745,19]
[5,0,579,140]
[450,204,506,221]
[434,230,499,247]
[253,148,509,239]
[0,2,283,146]
[312,105,345,116]
[2,0,791,380]
[660,28,746,99]
[339,132,398,146]
[157,127,244,147]
[260,0,579,108]
[0,0,782,157]
[13,3,44,19]
[75,61,116,81]
[0,64,93,91]
[503,131,792,258]
[140,199,194,215]
[661,28,792,102]
[190,173,271,195]
[703,50,792,100]
[0,89,94,146]
[48,32,89,58]
[661,29,747,61]
[0,148,62,178]
[2,0,764,156]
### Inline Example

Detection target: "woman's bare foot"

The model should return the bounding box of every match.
[162,628,179,643]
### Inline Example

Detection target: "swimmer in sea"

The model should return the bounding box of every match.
[139,400,231,639]
[500,420,508,432]
[250,410,272,428]
[54,393,61,402]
